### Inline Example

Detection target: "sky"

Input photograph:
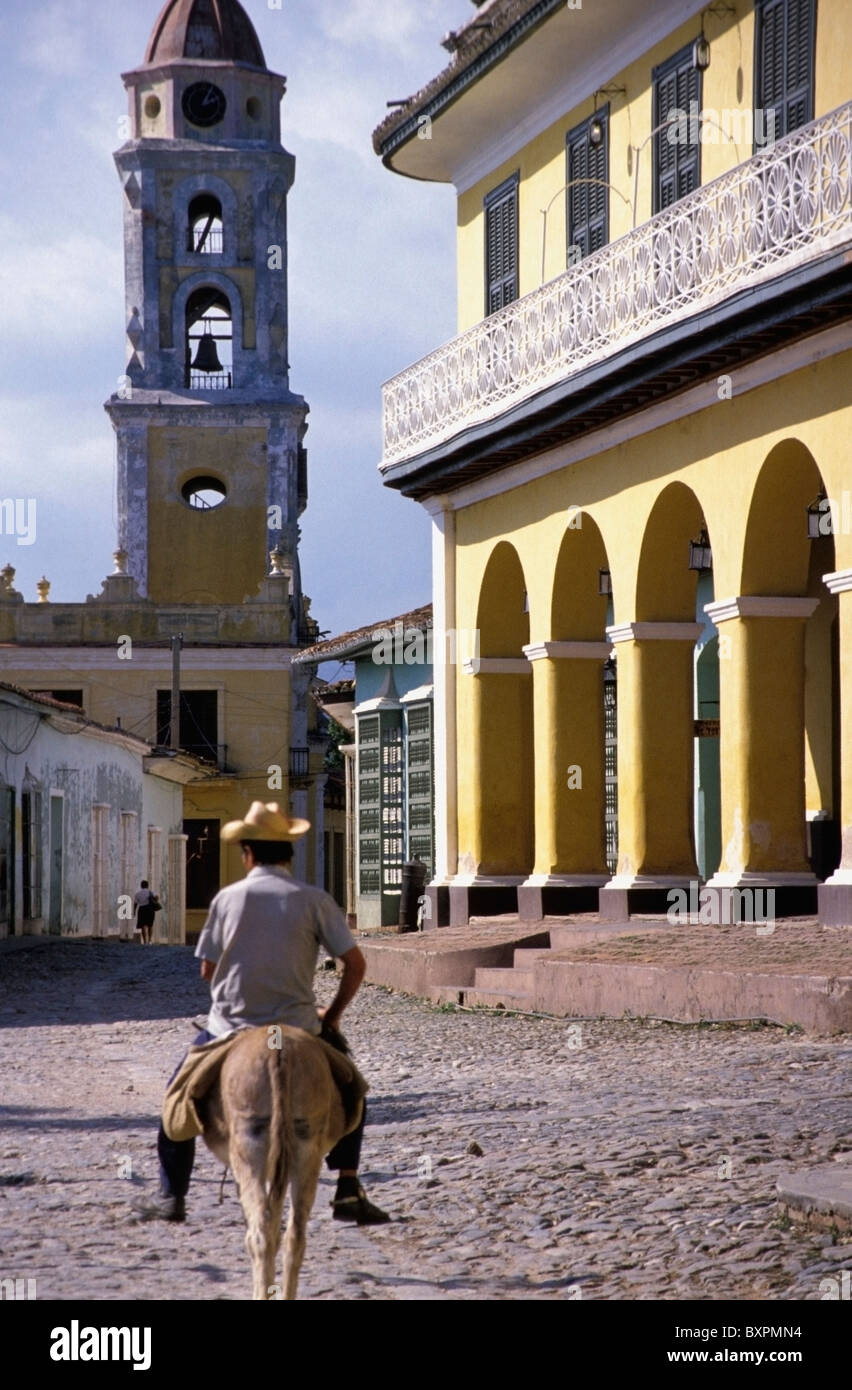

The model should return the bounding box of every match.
[0,0,463,642]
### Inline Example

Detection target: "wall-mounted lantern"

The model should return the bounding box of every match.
[688,528,713,571]
[693,32,711,69]
[807,491,830,538]
[598,569,612,596]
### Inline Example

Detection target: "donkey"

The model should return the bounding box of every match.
[200,1025,356,1301]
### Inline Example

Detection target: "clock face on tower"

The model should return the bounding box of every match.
[182,82,227,128]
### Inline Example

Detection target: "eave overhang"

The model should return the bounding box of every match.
[376,0,568,181]
[374,0,706,188]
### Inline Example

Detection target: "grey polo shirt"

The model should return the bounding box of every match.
[194,866,356,1039]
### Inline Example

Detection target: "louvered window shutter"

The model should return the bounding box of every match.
[676,62,701,199]
[755,0,816,147]
[485,175,519,315]
[653,44,702,214]
[566,107,609,264]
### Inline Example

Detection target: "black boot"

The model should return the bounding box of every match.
[332,1177,390,1225]
[132,1191,186,1223]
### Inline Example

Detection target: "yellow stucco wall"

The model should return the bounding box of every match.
[452,349,852,876]
[146,425,269,604]
[456,0,843,332]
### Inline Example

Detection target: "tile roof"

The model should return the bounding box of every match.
[0,681,151,749]
[295,605,433,664]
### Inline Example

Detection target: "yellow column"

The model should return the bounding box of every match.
[705,596,819,886]
[605,622,703,891]
[523,641,611,876]
[451,656,533,925]
[821,571,852,923]
[467,658,534,876]
[515,641,611,922]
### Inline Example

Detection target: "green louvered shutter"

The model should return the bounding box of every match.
[405,703,434,878]
[485,174,519,315]
[357,715,381,898]
[653,44,702,214]
[755,0,816,149]
[566,107,609,263]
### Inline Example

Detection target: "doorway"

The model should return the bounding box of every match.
[184,819,220,912]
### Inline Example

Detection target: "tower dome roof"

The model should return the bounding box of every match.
[146,0,266,69]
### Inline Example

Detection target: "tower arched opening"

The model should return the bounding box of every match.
[185,287,233,390]
[188,194,224,254]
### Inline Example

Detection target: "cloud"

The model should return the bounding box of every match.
[0,400,116,605]
[16,0,95,78]
[0,214,121,347]
[311,0,449,56]
[0,398,114,501]
[283,0,461,159]
[285,60,385,163]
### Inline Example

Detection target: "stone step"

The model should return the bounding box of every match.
[462,986,534,1010]
[427,982,534,1010]
[777,1164,852,1232]
[513,947,553,968]
[427,984,470,1006]
[548,919,671,951]
[474,966,536,992]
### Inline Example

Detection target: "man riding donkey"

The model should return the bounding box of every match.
[136,802,390,1227]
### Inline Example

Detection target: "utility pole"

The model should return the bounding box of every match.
[170,633,183,752]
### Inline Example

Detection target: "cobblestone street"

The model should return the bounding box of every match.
[0,939,850,1301]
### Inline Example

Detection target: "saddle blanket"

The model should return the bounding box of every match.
[162,1026,369,1143]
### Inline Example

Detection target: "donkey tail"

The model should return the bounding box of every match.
[266,1039,293,1199]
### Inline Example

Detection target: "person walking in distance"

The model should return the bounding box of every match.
[134,880,158,946]
[136,802,389,1226]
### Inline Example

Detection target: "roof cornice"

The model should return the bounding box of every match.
[373,0,568,165]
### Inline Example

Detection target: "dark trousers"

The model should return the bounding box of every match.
[157,1029,365,1199]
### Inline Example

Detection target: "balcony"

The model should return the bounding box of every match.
[289,747,310,781]
[381,102,852,477]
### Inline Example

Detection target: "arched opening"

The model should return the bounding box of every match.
[636,482,704,624]
[628,482,711,881]
[478,540,529,657]
[185,287,233,390]
[468,542,534,880]
[740,441,839,884]
[188,194,224,254]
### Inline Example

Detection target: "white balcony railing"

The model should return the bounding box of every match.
[382,101,852,469]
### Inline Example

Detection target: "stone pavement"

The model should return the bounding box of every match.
[0,938,850,1301]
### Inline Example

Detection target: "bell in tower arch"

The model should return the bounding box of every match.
[191,326,224,374]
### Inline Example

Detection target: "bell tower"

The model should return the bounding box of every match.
[106,0,307,606]
[0,0,329,922]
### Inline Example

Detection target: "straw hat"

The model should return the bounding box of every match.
[221,801,310,842]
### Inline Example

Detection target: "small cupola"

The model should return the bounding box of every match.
[145,0,267,70]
